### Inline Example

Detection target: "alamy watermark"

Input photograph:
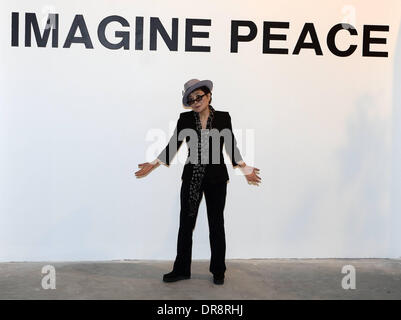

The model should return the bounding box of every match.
[145,122,255,175]
[41,264,56,289]
[341,264,356,290]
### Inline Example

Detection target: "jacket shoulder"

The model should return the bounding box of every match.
[180,111,193,117]
[178,111,194,121]
[214,110,227,114]
[179,110,229,118]
[215,110,230,120]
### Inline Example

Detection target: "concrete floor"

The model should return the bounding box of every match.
[0,259,400,300]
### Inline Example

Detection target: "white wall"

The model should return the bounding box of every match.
[1,0,400,261]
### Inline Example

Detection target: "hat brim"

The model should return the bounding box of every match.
[182,80,213,107]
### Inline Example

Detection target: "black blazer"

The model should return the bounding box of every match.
[157,106,243,183]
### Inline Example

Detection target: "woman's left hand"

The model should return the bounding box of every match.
[239,164,261,186]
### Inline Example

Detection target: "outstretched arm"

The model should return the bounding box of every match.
[224,112,261,186]
[135,114,185,178]
[224,112,244,167]
[156,113,185,166]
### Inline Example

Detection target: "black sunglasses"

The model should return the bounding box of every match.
[187,93,206,106]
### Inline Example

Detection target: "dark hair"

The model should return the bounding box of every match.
[189,86,212,105]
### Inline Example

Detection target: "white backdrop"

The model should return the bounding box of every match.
[1,0,400,261]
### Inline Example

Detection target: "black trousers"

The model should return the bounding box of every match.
[173,178,228,276]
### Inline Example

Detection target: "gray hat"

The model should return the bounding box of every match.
[182,79,213,107]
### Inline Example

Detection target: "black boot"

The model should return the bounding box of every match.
[213,274,225,285]
[163,271,191,283]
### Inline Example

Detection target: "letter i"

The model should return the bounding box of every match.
[11,12,19,46]
[135,16,144,50]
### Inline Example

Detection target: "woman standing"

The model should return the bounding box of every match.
[135,79,261,285]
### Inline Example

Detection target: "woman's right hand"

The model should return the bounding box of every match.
[134,161,159,178]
